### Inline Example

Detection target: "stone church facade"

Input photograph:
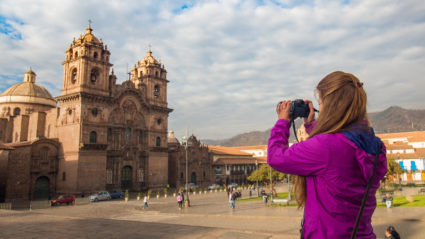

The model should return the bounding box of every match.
[0,26,172,202]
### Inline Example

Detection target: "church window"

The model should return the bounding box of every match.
[107,128,112,137]
[68,109,72,115]
[13,107,20,116]
[93,52,98,59]
[203,171,206,179]
[139,71,143,78]
[126,128,131,141]
[90,131,97,143]
[62,172,66,181]
[155,71,158,77]
[154,85,160,96]
[71,68,77,84]
[74,52,78,58]
[90,69,99,83]
[180,172,183,179]
[156,137,161,147]
[157,118,162,125]
[91,108,98,117]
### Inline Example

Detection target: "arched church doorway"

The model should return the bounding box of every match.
[121,166,132,190]
[191,172,197,184]
[33,176,50,200]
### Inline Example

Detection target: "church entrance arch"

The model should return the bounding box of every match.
[121,166,132,190]
[33,176,50,200]
[191,172,197,184]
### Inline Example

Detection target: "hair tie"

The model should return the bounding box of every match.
[357,82,363,88]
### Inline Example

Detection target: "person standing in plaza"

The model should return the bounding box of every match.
[143,194,148,209]
[268,71,387,238]
[229,192,236,209]
[177,193,183,209]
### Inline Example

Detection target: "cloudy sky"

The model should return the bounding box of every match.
[1,0,424,140]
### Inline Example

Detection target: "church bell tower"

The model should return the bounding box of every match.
[61,25,112,96]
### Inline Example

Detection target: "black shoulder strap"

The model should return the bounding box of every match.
[350,153,379,239]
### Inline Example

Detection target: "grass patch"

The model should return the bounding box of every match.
[377,195,425,207]
[239,192,294,202]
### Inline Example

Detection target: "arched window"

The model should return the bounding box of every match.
[13,107,21,116]
[90,69,99,83]
[90,131,97,143]
[71,68,77,84]
[156,137,161,147]
[93,52,98,59]
[155,71,158,77]
[180,172,183,179]
[154,85,160,96]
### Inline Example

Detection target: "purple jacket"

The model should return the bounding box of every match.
[268,119,387,238]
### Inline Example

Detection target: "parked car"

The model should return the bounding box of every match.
[51,195,75,206]
[228,183,238,188]
[109,190,124,199]
[90,191,111,202]
[208,184,220,190]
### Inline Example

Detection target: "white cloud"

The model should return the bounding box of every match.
[0,0,424,140]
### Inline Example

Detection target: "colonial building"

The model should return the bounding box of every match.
[0,26,172,202]
[168,131,213,190]
[208,146,263,185]
[377,131,425,182]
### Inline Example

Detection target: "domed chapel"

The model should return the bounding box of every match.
[0,26,173,201]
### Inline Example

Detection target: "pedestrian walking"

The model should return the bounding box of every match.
[177,193,183,209]
[229,192,236,209]
[268,71,387,238]
[143,194,148,209]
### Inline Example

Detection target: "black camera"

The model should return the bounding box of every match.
[289,99,310,119]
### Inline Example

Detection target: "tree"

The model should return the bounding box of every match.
[386,156,403,182]
[247,164,288,186]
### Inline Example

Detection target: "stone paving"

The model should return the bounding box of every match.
[0,189,424,238]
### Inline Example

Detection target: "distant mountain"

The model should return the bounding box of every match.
[202,106,425,146]
[369,106,425,133]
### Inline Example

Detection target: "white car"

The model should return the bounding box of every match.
[90,191,111,202]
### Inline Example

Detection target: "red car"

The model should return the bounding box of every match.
[51,195,75,206]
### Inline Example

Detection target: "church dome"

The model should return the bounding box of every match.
[0,69,56,107]
[79,27,100,44]
[168,130,180,145]
[142,50,160,65]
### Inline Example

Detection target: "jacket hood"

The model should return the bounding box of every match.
[342,127,382,155]
[341,126,387,182]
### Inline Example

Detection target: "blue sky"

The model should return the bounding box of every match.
[0,0,424,140]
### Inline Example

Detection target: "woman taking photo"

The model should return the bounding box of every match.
[268,71,387,238]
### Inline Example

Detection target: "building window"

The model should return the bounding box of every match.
[156,137,161,147]
[154,85,160,96]
[180,172,183,179]
[203,171,206,179]
[93,52,98,59]
[90,131,97,143]
[155,71,159,77]
[62,172,66,181]
[126,128,131,141]
[71,68,77,84]
[91,108,98,117]
[13,107,21,116]
[157,118,162,125]
[90,69,99,83]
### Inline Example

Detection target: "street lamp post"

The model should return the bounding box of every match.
[182,130,191,207]
[255,160,259,196]
[269,165,273,202]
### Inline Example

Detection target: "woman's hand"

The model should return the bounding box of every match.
[304,99,315,124]
[277,100,291,120]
